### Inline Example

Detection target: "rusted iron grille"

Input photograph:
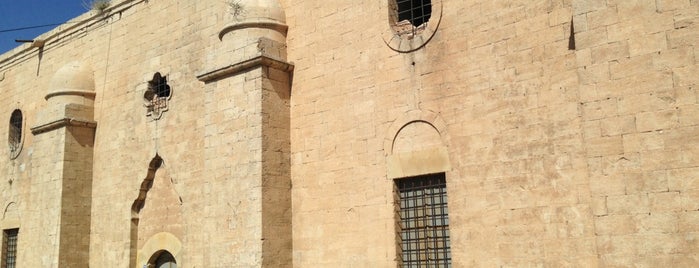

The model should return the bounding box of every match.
[3,229,18,268]
[396,174,451,267]
[397,0,432,27]
[149,74,170,98]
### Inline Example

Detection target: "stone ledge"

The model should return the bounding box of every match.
[197,55,294,83]
[31,118,97,135]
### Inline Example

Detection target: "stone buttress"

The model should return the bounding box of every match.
[197,0,292,266]
[28,61,96,267]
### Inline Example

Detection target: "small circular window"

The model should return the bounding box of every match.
[383,0,443,53]
[8,109,23,159]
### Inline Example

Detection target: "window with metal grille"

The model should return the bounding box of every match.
[8,110,22,154]
[143,73,172,120]
[395,173,451,267]
[2,228,18,268]
[396,0,432,28]
[147,73,171,99]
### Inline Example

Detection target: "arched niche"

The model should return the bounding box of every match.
[384,109,451,179]
[137,232,182,268]
[1,202,20,229]
[129,155,183,267]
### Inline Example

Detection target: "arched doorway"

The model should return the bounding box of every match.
[149,250,177,268]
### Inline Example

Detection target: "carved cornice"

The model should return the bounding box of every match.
[31,118,97,135]
[196,55,294,83]
[218,20,289,40]
[45,90,96,100]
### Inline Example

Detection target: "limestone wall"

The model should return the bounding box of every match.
[574,0,699,266]
[0,0,697,267]
[286,0,699,266]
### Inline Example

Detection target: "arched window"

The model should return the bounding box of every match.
[8,109,22,158]
[149,250,176,268]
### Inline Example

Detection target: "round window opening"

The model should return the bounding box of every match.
[8,109,23,159]
[384,0,443,53]
[394,0,432,34]
[148,250,177,268]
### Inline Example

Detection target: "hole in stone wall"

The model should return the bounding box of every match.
[568,17,576,50]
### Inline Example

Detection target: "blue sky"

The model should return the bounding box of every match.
[0,1,86,56]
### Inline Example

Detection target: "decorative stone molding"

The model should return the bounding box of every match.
[384,109,449,155]
[384,109,452,179]
[143,73,172,120]
[219,21,288,40]
[137,232,182,268]
[31,118,97,135]
[32,61,96,135]
[197,54,294,83]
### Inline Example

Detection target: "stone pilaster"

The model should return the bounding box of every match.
[27,61,96,267]
[197,0,292,266]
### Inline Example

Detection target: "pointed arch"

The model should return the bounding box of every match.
[129,154,184,267]
[131,154,164,217]
[129,154,163,267]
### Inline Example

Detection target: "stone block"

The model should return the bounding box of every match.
[586,7,619,30]
[634,212,678,233]
[609,54,654,80]
[628,32,668,57]
[586,136,624,157]
[607,194,650,214]
[636,110,679,132]
[600,115,636,136]
[591,41,629,64]
[594,215,636,235]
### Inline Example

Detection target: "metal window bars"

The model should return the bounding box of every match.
[144,73,171,119]
[396,0,432,35]
[3,229,18,268]
[396,174,451,268]
[8,110,22,152]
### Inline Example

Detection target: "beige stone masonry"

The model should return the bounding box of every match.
[0,0,696,266]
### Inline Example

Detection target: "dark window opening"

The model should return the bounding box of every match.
[151,250,177,268]
[8,110,22,153]
[396,0,432,28]
[146,73,171,100]
[143,73,172,120]
[3,228,18,268]
[568,17,576,50]
[395,173,451,267]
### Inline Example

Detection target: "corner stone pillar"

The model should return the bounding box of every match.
[197,0,292,266]
[27,61,96,267]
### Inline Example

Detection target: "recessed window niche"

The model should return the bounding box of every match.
[143,73,172,120]
[8,109,23,159]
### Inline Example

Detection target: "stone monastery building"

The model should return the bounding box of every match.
[1,0,699,267]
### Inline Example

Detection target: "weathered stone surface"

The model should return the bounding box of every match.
[0,0,697,267]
